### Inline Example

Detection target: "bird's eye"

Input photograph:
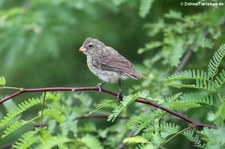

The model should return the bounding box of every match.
[88,44,94,48]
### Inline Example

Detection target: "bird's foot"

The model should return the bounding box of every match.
[116,89,123,100]
[96,82,105,92]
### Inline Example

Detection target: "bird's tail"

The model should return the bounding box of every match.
[129,71,145,80]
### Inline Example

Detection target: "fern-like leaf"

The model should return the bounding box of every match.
[0,98,42,127]
[1,116,39,138]
[164,92,183,101]
[160,122,180,138]
[45,92,61,102]
[43,108,65,123]
[170,100,201,109]
[81,134,103,149]
[40,135,72,149]
[108,95,137,122]
[167,69,209,82]
[127,110,164,135]
[168,79,217,92]
[138,90,149,98]
[183,129,205,148]
[1,120,27,138]
[139,0,154,18]
[12,128,40,149]
[214,69,225,90]
[181,93,213,105]
[208,44,225,79]
[170,93,213,109]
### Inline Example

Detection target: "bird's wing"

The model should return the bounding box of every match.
[92,47,137,76]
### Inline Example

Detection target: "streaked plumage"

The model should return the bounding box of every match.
[79,37,144,83]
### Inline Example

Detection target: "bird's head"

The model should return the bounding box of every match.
[79,37,105,55]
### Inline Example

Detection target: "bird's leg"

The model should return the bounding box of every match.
[117,79,123,99]
[97,82,106,92]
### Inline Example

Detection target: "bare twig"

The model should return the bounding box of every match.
[118,130,135,149]
[0,86,217,129]
[74,113,128,120]
[174,49,193,73]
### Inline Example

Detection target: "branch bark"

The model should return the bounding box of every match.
[0,86,217,129]
[174,49,193,73]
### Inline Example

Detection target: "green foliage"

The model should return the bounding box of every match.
[167,44,225,93]
[170,93,213,110]
[0,98,42,127]
[40,135,72,149]
[159,122,180,138]
[1,120,27,138]
[1,0,225,149]
[108,92,141,122]
[0,76,6,86]
[208,44,225,79]
[140,9,225,67]
[214,69,225,90]
[182,129,205,148]
[167,69,209,82]
[127,110,164,135]
[123,136,148,144]
[201,127,225,148]
[81,134,103,149]
[139,0,154,18]
[12,128,40,149]
[43,108,65,123]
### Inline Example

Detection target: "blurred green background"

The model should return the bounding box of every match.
[0,0,147,89]
[0,0,224,91]
[1,0,225,148]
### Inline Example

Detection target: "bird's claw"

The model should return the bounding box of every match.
[97,82,105,92]
[116,89,123,100]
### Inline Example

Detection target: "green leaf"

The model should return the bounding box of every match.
[167,70,209,82]
[0,98,42,127]
[81,134,103,149]
[123,136,148,144]
[139,0,154,18]
[138,41,162,54]
[183,129,205,148]
[165,10,182,20]
[208,44,225,79]
[43,108,65,123]
[201,127,225,147]
[138,90,149,98]
[214,69,225,90]
[0,76,6,86]
[160,122,180,138]
[12,128,40,149]
[40,135,72,149]
[108,94,137,122]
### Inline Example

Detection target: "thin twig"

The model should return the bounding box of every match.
[0,86,217,129]
[118,130,135,149]
[74,113,128,120]
[174,49,193,73]
[40,92,46,128]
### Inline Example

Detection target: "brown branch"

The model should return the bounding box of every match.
[0,86,217,129]
[174,49,193,73]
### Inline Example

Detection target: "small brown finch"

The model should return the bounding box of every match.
[79,37,144,98]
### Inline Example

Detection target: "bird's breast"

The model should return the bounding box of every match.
[86,56,128,83]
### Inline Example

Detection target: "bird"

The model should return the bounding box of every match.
[79,37,144,99]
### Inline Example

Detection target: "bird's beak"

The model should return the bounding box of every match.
[79,46,87,52]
